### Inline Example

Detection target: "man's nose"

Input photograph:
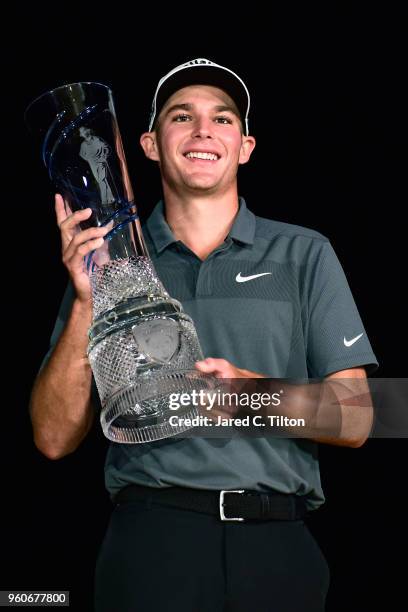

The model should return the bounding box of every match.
[191,117,213,138]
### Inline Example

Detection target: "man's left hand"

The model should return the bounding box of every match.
[194,357,265,379]
[194,358,265,421]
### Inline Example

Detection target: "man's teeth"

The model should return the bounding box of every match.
[185,152,219,160]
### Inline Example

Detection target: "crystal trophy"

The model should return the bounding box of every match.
[25,82,213,443]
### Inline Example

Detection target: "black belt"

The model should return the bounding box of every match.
[114,484,308,522]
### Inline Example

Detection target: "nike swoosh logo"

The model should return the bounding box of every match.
[236,272,272,283]
[344,333,364,347]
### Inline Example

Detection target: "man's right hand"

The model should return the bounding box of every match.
[55,194,110,304]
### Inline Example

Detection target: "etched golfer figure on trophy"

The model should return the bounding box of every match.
[25,82,213,443]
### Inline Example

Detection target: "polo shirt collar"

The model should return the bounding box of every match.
[145,200,175,254]
[145,196,256,254]
[229,197,256,246]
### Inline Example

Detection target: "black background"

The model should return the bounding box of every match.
[2,6,406,611]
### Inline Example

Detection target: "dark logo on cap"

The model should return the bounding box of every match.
[186,59,212,67]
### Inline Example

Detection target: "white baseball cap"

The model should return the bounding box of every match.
[148,58,250,136]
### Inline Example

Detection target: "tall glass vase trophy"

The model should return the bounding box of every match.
[25,82,214,443]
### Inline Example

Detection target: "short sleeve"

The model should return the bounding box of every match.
[306,241,379,378]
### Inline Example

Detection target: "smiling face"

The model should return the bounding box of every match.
[140,85,256,197]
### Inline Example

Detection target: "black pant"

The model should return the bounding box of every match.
[95,498,330,611]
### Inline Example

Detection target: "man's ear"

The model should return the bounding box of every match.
[140,132,160,161]
[238,135,256,165]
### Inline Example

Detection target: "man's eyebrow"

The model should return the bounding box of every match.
[163,103,239,117]
[163,103,193,116]
[213,105,239,116]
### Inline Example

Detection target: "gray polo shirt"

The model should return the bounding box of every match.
[43,197,378,511]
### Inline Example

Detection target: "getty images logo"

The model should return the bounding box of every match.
[168,389,283,411]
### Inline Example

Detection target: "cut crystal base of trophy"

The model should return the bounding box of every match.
[100,369,213,443]
[88,257,214,443]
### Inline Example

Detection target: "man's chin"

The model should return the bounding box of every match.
[184,179,220,193]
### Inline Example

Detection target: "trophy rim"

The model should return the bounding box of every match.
[24,81,112,122]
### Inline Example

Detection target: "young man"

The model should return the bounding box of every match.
[30,59,378,611]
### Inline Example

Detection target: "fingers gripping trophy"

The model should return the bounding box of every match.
[25,82,213,443]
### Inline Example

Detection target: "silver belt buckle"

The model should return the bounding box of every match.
[219,489,245,521]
